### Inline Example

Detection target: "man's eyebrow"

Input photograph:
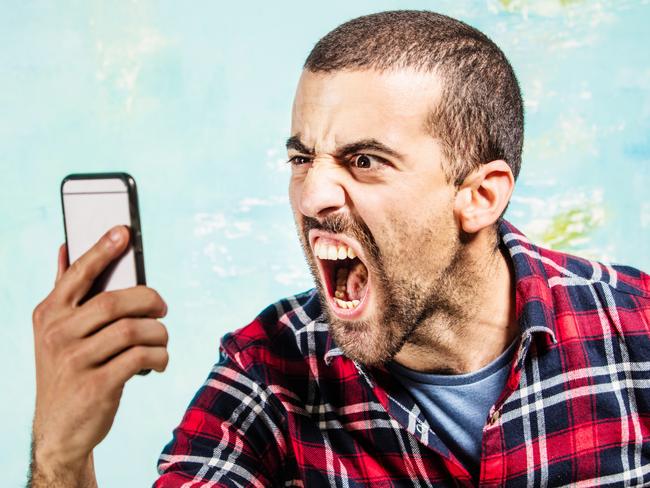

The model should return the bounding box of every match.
[285,136,403,160]
[285,136,314,155]
[335,139,404,160]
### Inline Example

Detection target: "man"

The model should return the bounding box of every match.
[30,10,650,487]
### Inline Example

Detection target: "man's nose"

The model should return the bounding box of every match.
[297,157,346,219]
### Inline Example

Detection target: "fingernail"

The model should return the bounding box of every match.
[109,226,123,243]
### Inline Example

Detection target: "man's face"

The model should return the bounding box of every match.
[288,69,466,366]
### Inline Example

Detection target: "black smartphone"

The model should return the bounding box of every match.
[61,172,150,375]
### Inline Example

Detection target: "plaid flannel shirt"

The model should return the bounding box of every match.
[155,220,650,487]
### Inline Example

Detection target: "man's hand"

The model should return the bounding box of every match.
[30,226,169,487]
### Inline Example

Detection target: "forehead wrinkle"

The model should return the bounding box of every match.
[294,88,366,156]
[291,126,340,156]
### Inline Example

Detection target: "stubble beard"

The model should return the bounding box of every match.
[297,212,474,367]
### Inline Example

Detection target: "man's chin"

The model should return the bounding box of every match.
[329,317,396,366]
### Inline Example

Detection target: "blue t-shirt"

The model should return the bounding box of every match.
[387,339,518,478]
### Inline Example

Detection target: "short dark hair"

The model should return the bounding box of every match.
[304,10,524,186]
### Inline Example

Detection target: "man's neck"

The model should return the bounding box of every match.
[393,237,519,375]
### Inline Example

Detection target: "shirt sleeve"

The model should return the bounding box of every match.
[153,347,288,487]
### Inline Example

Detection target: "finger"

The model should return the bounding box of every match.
[53,225,130,306]
[55,243,69,284]
[69,286,167,338]
[79,318,168,367]
[103,346,169,390]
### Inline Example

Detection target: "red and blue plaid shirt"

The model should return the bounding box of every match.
[155,220,650,487]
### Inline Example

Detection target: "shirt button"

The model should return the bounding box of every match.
[489,409,501,426]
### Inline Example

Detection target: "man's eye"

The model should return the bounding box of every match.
[287,155,311,166]
[350,154,381,170]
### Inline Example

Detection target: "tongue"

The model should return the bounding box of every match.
[346,260,369,301]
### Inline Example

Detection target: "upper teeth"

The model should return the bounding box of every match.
[314,239,357,260]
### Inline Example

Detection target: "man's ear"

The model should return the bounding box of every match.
[453,160,515,234]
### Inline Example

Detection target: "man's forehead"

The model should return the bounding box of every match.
[290,69,442,150]
[293,68,442,108]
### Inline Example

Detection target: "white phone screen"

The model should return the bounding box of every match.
[62,177,138,293]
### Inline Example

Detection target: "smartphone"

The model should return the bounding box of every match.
[61,172,150,375]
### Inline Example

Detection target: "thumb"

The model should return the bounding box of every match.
[55,243,69,284]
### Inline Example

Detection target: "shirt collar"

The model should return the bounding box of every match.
[324,332,344,366]
[499,219,558,346]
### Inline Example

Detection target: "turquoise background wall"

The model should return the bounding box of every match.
[2,0,649,485]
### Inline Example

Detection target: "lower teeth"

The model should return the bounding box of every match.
[333,265,363,309]
[335,297,360,309]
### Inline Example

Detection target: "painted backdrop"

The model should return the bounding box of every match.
[1,0,649,486]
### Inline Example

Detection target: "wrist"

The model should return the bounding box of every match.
[30,446,96,488]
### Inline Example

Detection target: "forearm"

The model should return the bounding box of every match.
[28,442,98,488]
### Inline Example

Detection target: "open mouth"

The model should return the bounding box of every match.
[309,231,371,318]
